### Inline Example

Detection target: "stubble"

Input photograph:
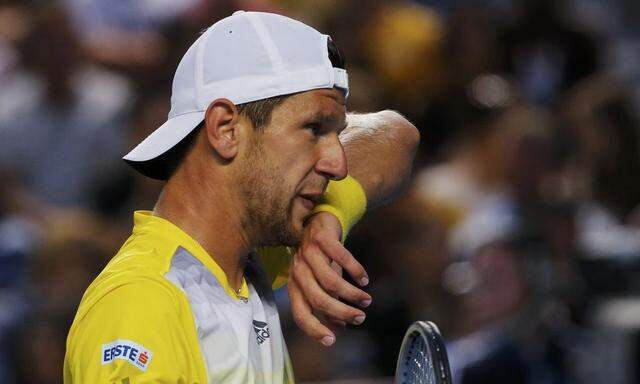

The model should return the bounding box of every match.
[236,138,301,247]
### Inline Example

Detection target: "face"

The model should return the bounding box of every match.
[236,88,348,246]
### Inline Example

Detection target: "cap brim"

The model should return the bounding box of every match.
[123,111,205,162]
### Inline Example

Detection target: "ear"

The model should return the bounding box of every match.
[204,98,241,160]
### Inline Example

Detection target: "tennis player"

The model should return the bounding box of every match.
[64,11,418,383]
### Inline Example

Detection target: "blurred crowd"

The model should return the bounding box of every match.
[2,0,640,383]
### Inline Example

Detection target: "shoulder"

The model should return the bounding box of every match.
[64,226,210,382]
[70,275,186,340]
[65,277,205,383]
[66,275,192,364]
[71,234,191,330]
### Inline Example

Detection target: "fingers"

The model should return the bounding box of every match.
[323,314,347,334]
[326,262,346,329]
[324,309,347,328]
[317,236,369,287]
[329,260,342,276]
[291,255,367,324]
[290,212,373,347]
[305,212,369,286]
[300,244,371,307]
[288,277,336,347]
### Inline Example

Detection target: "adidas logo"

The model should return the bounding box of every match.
[252,320,270,345]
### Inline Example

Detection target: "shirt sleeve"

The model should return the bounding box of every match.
[64,277,207,384]
[312,175,368,242]
[256,246,294,290]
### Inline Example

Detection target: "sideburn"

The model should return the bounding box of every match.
[236,137,299,246]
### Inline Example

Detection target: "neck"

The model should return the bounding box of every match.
[153,165,251,290]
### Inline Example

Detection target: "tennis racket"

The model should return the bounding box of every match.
[395,321,452,384]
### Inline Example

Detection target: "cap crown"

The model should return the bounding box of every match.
[169,11,347,118]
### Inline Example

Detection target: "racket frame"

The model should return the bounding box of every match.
[395,321,452,384]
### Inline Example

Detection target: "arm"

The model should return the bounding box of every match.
[64,280,207,383]
[341,110,420,209]
[288,110,420,346]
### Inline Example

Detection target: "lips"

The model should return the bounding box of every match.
[299,193,321,204]
[297,195,315,210]
[298,192,321,210]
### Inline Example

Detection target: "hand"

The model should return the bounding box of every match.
[288,212,372,347]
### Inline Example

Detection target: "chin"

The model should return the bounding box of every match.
[275,229,302,247]
[291,200,309,224]
[288,219,305,245]
[278,199,313,246]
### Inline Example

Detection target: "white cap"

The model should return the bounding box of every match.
[123,11,349,176]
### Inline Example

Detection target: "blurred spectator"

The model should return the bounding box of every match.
[64,0,199,35]
[62,0,198,71]
[29,211,113,320]
[11,316,67,384]
[363,2,445,115]
[0,5,132,208]
[90,92,167,221]
[354,193,452,375]
[444,198,574,384]
[0,168,42,382]
[445,200,529,384]
[10,210,115,383]
[415,87,553,230]
[500,0,600,104]
[562,75,640,260]
[354,1,447,168]
[0,1,30,79]
[412,4,502,163]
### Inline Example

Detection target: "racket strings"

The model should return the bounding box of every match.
[401,332,436,384]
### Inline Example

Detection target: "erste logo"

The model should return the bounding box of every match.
[101,340,153,371]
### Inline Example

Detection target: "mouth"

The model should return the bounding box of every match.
[297,192,322,210]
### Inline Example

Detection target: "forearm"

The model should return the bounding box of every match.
[341,110,420,209]
[292,111,419,345]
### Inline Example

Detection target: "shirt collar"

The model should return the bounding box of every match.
[132,210,249,300]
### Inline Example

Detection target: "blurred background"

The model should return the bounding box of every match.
[2,0,640,383]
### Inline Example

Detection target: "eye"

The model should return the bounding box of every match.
[304,122,322,136]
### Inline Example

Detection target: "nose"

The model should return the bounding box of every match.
[315,134,348,181]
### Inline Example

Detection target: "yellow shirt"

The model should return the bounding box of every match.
[64,211,294,383]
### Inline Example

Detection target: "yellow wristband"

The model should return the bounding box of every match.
[313,175,367,242]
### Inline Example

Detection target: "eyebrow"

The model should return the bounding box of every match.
[310,111,346,126]
[326,92,346,106]
[307,111,348,134]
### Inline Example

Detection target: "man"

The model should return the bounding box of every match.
[64,11,419,383]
